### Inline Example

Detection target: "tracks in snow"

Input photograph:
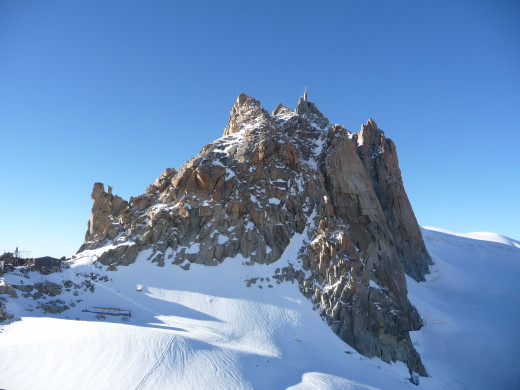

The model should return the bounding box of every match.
[134,335,177,390]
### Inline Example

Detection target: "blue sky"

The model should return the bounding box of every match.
[1,0,519,258]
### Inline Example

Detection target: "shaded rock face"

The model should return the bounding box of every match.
[79,93,430,375]
[0,283,18,299]
[0,301,10,322]
[0,283,17,322]
[36,299,69,314]
[353,119,432,281]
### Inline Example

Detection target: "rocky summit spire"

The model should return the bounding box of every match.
[223,93,271,137]
[295,91,329,129]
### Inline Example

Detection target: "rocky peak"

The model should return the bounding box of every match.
[294,95,329,129]
[79,93,431,377]
[356,118,379,147]
[81,183,129,251]
[272,103,294,118]
[223,93,272,136]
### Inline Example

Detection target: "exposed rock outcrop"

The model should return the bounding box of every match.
[79,92,431,376]
[83,183,128,245]
[294,96,329,129]
[223,93,272,136]
[0,283,18,299]
[0,300,10,322]
[12,281,63,299]
[354,119,432,281]
[37,299,69,314]
[0,283,16,322]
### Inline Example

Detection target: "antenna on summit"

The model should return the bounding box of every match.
[304,86,308,101]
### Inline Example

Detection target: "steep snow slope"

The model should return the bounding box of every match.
[1,228,519,389]
[408,228,520,389]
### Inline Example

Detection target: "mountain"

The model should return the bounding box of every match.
[1,94,519,389]
[77,93,431,375]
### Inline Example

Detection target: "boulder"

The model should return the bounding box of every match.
[0,284,18,298]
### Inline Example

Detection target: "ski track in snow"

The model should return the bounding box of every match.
[135,335,177,390]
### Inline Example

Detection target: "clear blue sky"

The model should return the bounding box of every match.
[1,1,519,258]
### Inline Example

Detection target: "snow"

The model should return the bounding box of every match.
[212,160,225,167]
[184,243,200,254]
[287,373,380,390]
[73,240,137,267]
[273,108,297,122]
[226,167,236,179]
[1,227,519,389]
[369,280,383,291]
[211,130,248,155]
[218,235,229,245]
[423,226,520,248]
[292,176,304,195]
[269,198,281,205]
[406,227,520,389]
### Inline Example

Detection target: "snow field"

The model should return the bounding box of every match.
[1,227,519,389]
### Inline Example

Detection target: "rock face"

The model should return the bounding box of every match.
[84,183,129,243]
[0,283,18,299]
[294,96,329,129]
[0,301,9,322]
[353,119,432,281]
[79,93,431,375]
[0,283,17,322]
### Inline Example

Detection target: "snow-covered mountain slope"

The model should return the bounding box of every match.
[408,228,520,389]
[1,227,519,389]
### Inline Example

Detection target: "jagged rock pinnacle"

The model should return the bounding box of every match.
[295,95,329,129]
[223,93,271,136]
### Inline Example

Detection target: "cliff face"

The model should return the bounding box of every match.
[79,93,431,375]
[354,119,432,281]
